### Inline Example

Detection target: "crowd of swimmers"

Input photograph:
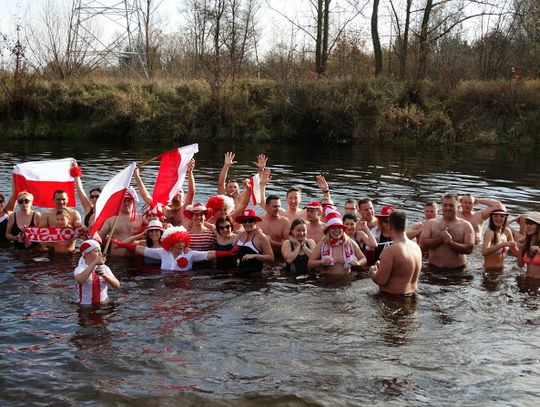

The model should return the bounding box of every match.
[1,152,539,307]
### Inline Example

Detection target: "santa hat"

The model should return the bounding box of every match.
[323,205,347,233]
[161,226,190,250]
[80,239,100,256]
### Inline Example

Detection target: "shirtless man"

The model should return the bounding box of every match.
[457,194,504,243]
[305,201,326,243]
[344,198,359,216]
[40,190,82,228]
[358,198,378,230]
[420,193,475,269]
[97,192,144,256]
[217,152,254,207]
[406,201,439,242]
[259,195,290,256]
[368,211,422,295]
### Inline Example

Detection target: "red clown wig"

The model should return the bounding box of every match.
[161,227,191,250]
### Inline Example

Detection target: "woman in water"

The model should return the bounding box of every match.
[5,191,42,248]
[114,226,237,272]
[118,220,165,265]
[308,207,366,277]
[281,218,315,275]
[234,209,274,274]
[342,213,377,253]
[214,215,238,268]
[517,212,540,279]
[482,208,519,270]
[185,203,216,251]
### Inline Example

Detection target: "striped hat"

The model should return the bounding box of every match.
[80,239,100,256]
[323,205,347,234]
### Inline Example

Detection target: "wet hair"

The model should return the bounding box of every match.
[488,212,508,245]
[389,211,407,232]
[266,194,280,205]
[342,213,358,223]
[441,192,459,202]
[53,189,67,198]
[215,215,234,236]
[289,218,307,235]
[286,187,302,196]
[357,198,373,207]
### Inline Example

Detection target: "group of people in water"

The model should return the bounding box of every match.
[1,152,539,307]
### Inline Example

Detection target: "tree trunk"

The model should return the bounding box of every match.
[399,0,412,79]
[371,0,382,77]
[315,0,323,74]
[417,0,433,79]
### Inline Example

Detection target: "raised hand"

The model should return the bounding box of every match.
[224,152,237,167]
[255,154,267,170]
[316,175,329,191]
[260,168,272,186]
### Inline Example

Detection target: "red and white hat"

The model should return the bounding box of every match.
[80,239,100,256]
[184,203,213,219]
[305,201,323,210]
[147,220,164,231]
[323,205,347,233]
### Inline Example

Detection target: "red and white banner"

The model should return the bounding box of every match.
[25,227,85,242]
[250,173,261,206]
[90,163,136,239]
[152,144,199,205]
[13,158,76,208]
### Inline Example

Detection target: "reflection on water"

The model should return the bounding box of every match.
[1,140,540,405]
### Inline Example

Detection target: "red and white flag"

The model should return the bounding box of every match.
[249,173,261,206]
[90,163,136,239]
[13,158,76,208]
[152,144,199,205]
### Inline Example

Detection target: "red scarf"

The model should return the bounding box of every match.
[330,237,344,247]
[91,270,101,305]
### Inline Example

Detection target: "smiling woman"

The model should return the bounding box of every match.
[4,191,42,248]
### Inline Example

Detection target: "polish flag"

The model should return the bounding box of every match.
[90,163,136,239]
[13,158,76,208]
[250,173,261,206]
[152,144,199,205]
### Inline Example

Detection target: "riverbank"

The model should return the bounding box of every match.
[1,77,539,144]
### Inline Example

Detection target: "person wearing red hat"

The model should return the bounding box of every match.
[74,239,120,306]
[482,208,518,270]
[259,195,290,256]
[368,211,422,296]
[420,193,474,269]
[235,209,274,274]
[308,206,365,277]
[304,201,326,243]
[517,212,540,279]
[373,205,396,263]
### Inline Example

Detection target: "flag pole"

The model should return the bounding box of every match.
[139,155,159,168]
[102,215,120,255]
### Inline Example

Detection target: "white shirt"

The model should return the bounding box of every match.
[74,262,115,306]
[143,247,209,271]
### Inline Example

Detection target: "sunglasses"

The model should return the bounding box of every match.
[241,219,256,224]
[525,220,539,225]
[18,199,30,204]
[90,194,100,199]
[218,224,232,231]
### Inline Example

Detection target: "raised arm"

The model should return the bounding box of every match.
[133,167,153,204]
[258,168,271,210]
[230,179,251,219]
[217,152,237,195]
[316,175,332,203]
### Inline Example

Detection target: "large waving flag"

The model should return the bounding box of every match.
[13,158,76,208]
[90,163,136,239]
[152,144,199,205]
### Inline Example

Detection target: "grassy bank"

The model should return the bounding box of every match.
[1,76,539,144]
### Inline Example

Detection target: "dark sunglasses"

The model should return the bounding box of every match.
[90,194,100,199]
[525,219,538,225]
[18,199,30,204]
[241,219,256,224]
[218,224,232,231]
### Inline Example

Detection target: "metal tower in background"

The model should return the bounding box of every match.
[70,0,148,76]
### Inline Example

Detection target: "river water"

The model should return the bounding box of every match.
[1,140,539,406]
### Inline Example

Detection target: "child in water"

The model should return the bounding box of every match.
[74,240,120,306]
[52,208,78,253]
